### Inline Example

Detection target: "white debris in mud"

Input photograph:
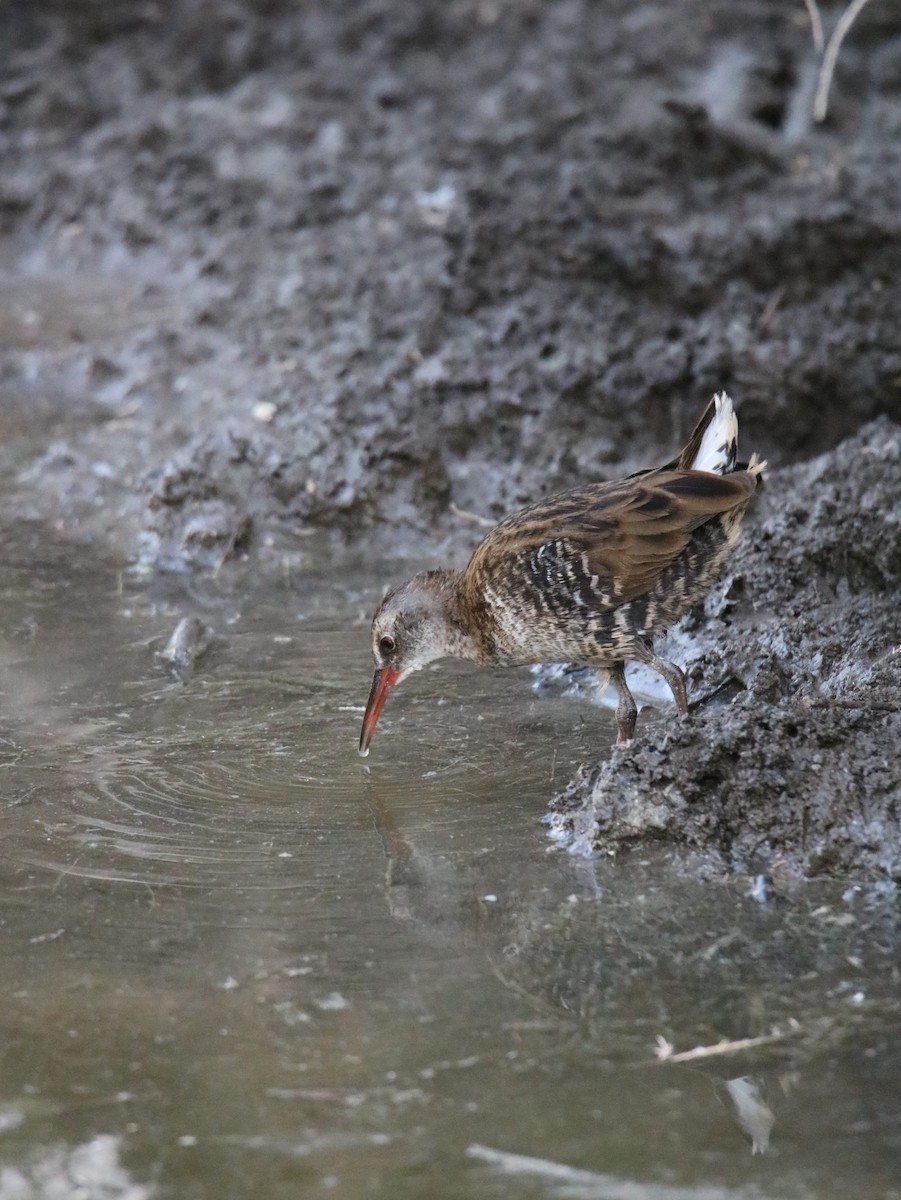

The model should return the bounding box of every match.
[0,1106,24,1133]
[252,401,277,423]
[0,1135,152,1200]
[415,183,456,228]
[314,992,350,1012]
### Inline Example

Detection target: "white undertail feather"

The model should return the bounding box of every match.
[691,391,738,474]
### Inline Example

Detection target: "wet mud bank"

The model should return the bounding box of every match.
[546,420,901,879]
[1,1,899,876]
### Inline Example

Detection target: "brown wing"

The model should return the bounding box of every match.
[465,468,759,609]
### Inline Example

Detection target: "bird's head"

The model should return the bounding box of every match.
[358,568,470,756]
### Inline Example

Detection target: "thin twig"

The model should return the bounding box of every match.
[653,1022,801,1063]
[759,286,785,329]
[803,0,825,54]
[813,0,874,123]
[467,1144,614,1187]
[450,501,495,528]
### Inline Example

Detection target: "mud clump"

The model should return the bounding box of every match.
[547,420,901,879]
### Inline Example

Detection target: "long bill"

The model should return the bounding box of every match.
[358,666,401,757]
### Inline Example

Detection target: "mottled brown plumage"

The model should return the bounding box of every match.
[360,393,764,754]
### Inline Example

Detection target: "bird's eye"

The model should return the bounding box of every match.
[378,634,396,657]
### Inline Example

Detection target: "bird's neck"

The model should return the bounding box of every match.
[418,567,484,663]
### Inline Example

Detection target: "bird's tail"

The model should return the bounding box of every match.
[679,391,739,474]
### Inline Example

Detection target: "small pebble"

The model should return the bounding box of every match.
[252,401,277,422]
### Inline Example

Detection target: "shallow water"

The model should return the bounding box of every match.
[0,525,898,1200]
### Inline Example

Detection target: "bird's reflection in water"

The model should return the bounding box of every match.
[362,778,470,930]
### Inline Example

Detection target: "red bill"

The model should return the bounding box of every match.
[358,666,401,757]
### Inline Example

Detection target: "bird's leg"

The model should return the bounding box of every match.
[607,663,637,745]
[634,644,689,717]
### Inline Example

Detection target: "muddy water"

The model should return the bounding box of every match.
[0,528,897,1200]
